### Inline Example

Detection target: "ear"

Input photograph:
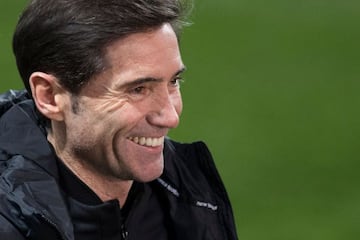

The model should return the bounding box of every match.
[29,72,67,121]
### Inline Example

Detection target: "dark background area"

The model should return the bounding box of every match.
[1,1,359,239]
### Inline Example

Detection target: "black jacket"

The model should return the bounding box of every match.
[0,90,238,240]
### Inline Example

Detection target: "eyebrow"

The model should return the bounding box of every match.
[116,66,186,89]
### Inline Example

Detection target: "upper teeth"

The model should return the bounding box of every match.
[128,136,164,147]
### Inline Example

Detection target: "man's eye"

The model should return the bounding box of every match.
[132,86,145,94]
[171,77,184,87]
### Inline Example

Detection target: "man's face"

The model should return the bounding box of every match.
[60,23,184,182]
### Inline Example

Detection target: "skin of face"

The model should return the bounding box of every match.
[54,23,185,184]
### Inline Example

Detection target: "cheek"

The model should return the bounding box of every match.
[92,98,128,119]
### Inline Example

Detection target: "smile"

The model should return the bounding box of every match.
[128,136,165,147]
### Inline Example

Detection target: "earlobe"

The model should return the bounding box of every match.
[29,72,65,121]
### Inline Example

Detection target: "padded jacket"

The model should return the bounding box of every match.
[0,90,238,240]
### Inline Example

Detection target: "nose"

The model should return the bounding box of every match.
[147,92,182,129]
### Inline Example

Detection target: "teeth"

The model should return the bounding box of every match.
[139,137,146,145]
[128,136,164,147]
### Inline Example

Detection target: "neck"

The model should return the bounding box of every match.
[65,157,133,205]
[48,133,133,205]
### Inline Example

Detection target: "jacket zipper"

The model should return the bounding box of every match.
[120,223,128,240]
[40,214,67,240]
[41,213,128,240]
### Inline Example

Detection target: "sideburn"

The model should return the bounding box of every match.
[71,95,80,114]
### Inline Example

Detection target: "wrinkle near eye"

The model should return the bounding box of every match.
[92,86,129,113]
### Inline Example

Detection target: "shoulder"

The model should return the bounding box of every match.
[163,138,217,178]
[164,138,211,164]
[0,89,30,117]
[0,211,26,239]
[163,138,233,209]
[162,138,223,198]
[160,139,238,239]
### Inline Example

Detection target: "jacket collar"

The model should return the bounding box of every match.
[0,98,59,178]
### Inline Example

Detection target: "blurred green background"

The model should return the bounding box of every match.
[1,0,359,239]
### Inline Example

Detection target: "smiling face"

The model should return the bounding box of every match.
[56,23,184,182]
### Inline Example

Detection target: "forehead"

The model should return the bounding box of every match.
[80,23,184,94]
[105,23,181,71]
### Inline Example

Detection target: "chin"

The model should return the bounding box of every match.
[135,164,164,183]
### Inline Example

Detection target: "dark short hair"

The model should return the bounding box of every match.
[13,0,191,94]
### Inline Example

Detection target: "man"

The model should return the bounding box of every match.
[0,0,237,239]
